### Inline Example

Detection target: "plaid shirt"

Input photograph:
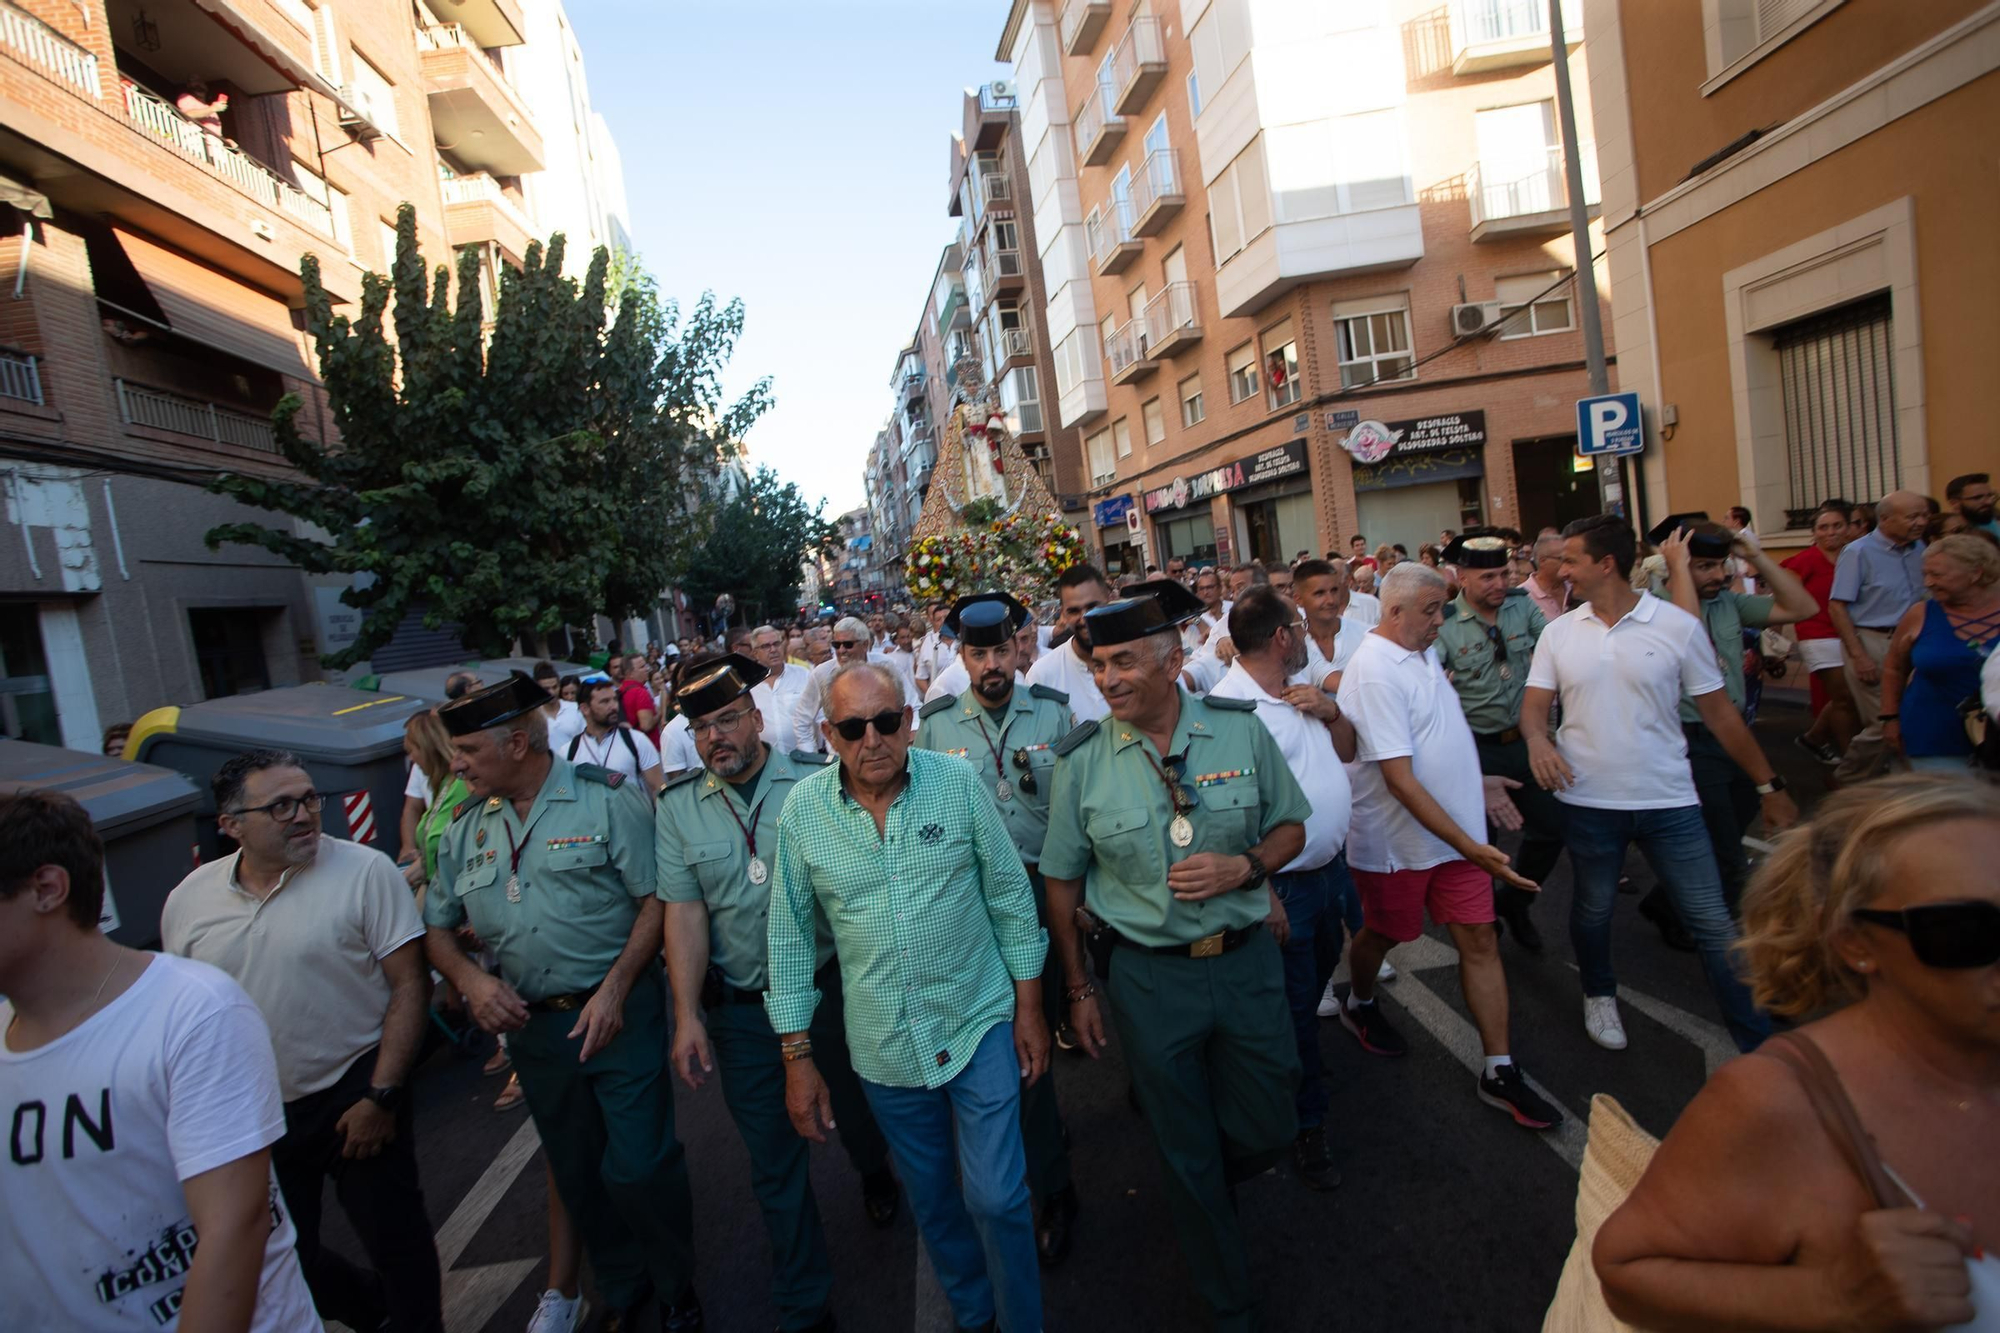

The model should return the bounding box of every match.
[766,748,1046,1088]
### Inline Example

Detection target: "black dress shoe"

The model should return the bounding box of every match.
[1495,886,1543,953]
[661,1286,703,1332]
[1637,890,1697,953]
[1036,1182,1078,1268]
[861,1167,900,1228]
[1292,1125,1341,1192]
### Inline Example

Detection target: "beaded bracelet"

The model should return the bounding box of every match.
[1064,981,1098,1003]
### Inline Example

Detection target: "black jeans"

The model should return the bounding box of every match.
[272,1048,443,1333]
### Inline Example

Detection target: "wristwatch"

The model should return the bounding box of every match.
[364,1084,404,1112]
[1754,775,1788,796]
[1239,851,1269,893]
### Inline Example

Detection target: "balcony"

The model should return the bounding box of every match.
[1071,82,1125,167]
[987,245,1026,298]
[116,378,275,453]
[900,365,926,403]
[1061,0,1112,55]
[938,281,970,331]
[1,4,100,97]
[1131,148,1184,237]
[1106,319,1156,385]
[419,24,544,175]
[1449,0,1581,74]
[994,323,1035,369]
[1467,142,1599,242]
[1108,15,1167,115]
[1143,282,1202,359]
[1086,202,1142,276]
[982,171,1012,208]
[120,82,335,237]
[441,172,535,263]
[971,81,1015,150]
[0,348,43,404]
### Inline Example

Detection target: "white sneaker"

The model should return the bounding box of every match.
[1377,958,1397,983]
[1584,996,1628,1051]
[526,1289,584,1333]
[1316,977,1341,1018]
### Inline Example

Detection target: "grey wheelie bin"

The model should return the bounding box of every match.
[364,656,593,703]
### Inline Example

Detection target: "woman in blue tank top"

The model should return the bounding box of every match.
[1881,535,2000,770]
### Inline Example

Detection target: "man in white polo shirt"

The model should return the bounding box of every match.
[1521,515,1796,1055]
[162,749,442,1333]
[749,624,813,749]
[1335,564,1560,1131]
[1027,564,1113,721]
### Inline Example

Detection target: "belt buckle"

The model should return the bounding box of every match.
[546,993,582,1012]
[1190,931,1225,959]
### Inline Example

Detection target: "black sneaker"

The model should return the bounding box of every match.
[1292,1126,1341,1191]
[1336,993,1408,1057]
[1794,733,1840,766]
[1036,1183,1078,1268]
[1477,1063,1562,1130]
[1495,886,1543,953]
[861,1168,900,1229]
[660,1287,703,1332]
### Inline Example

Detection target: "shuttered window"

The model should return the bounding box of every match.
[1776,293,1898,527]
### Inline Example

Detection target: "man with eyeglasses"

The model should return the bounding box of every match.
[163,749,442,1333]
[1026,564,1114,722]
[788,615,921,754]
[768,662,1048,1333]
[749,624,813,750]
[656,654,900,1333]
[915,592,1081,1267]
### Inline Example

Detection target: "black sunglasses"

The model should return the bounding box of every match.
[1852,901,2000,969]
[1011,747,1038,796]
[828,710,905,742]
[1484,622,1508,664]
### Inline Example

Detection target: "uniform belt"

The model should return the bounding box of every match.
[1474,726,1523,746]
[527,985,600,1014]
[709,959,839,1008]
[1109,923,1262,959]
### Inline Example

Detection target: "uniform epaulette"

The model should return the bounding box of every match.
[919,694,957,720]
[1054,719,1099,756]
[1202,694,1257,712]
[789,749,835,766]
[574,762,625,788]
[661,767,703,790]
[1028,683,1070,705]
[450,801,473,822]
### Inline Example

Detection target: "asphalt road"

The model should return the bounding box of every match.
[323,694,1832,1333]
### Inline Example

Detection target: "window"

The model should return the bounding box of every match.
[1114,416,1133,458]
[1004,365,1044,435]
[0,606,60,745]
[1209,137,1271,263]
[1775,293,1898,523]
[311,6,343,83]
[189,609,273,699]
[1473,101,1559,221]
[1226,343,1258,403]
[346,51,399,138]
[1261,319,1300,409]
[378,218,399,270]
[1496,271,1575,338]
[1144,112,1170,160]
[1333,297,1415,389]
[1087,428,1117,486]
[1186,69,1202,118]
[1180,372,1205,426]
[1100,313,1119,370]
[1142,397,1166,446]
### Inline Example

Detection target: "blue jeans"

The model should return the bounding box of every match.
[1563,803,1770,1052]
[860,1022,1042,1333]
[1273,854,1355,1129]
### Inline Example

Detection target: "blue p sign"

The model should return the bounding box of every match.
[1577,392,1644,457]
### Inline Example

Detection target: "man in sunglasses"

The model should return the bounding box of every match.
[915,592,1081,1266]
[787,616,921,755]
[656,654,900,1333]
[1039,578,1311,1332]
[1026,564,1114,722]
[768,662,1048,1333]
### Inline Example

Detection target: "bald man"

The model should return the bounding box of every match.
[1827,489,1930,780]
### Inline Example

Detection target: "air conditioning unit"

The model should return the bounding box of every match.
[1451,301,1506,337]
[338,84,380,131]
[990,80,1014,97]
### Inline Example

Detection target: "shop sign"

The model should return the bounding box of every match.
[1142,442,1310,514]
[1092,494,1135,529]
[1342,409,1488,463]
[1326,408,1360,430]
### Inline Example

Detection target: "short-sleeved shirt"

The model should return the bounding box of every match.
[425,757,656,1001]
[655,747,832,992]
[751,662,814,748]
[163,836,425,1101]
[658,715,699,775]
[915,684,1074,864]
[1345,591,1382,627]
[1524,593,1725,811]
[1026,640,1109,722]
[1433,591,1547,734]
[567,724,662,781]
[1207,661,1349,871]
[618,679,660,734]
[1681,589,1775,722]
[1338,633,1486,873]
[1829,528,1927,629]
[1300,616,1367,688]
[1522,573,1569,626]
[1039,687,1312,948]
[1780,545,1840,640]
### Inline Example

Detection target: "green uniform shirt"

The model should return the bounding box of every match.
[1684,589,1775,721]
[913,684,1074,865]
[654,746,833,992]
[1038,687,1312,949]
[766,749,1046,1090]
[1433,590,1547,734]
[425,757,655,1001]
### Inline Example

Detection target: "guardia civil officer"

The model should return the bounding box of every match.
[915,591,1080,1267]
[1434,529,1562,950]
[1039,579,1311,1333]
[423,674,702,1331]
[657,653,901,1333]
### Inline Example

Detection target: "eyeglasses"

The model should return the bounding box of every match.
[228,792,325,822]
[828,710,905,742]
[1852,901,2000,969]
[691,706,756,738]
[832,639,862,651]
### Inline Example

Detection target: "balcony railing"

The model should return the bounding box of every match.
[981,172,1012,205]
[418,21,510,78]
[899,366,926,400]
[1454,0,1578,46]
[121,83,336,237]
[1467,142,1598,231]
[0,348,42,404]
[1107,14,1167,115]
[1143,282,1201,357]
[1131,148,1183,235]
[997,326,1034,362]
[1071,81,1125,167]
[1086,200,1142,275]
[440,172,534,234]
[1060,0,1112,55]
[1,3,99,98]
[1105,318,1154,382]
[116,379,277,452]
[977,83,1016,114]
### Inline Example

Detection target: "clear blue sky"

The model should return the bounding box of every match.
[567,1,1014,517]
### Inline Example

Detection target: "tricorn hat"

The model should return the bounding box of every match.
[946,591,1031,649]
[1084,577,1206,647]
[438,671,551,737]
[674,652,768,720]
[1646,512,1732,558]
[1441,528,1514,569]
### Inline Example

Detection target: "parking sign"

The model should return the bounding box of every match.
[1576,392,1645,457]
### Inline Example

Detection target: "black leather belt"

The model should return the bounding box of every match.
[1474,727,1523,746]
[527,985,599,1014]
[706,960,838,1008]
[1109,923,1263,959]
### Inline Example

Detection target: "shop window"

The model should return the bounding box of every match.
[1496,271,1574,339]
[1334,297,1415,389]
[1262,318,1300,409]
[1226,343,1258,404]
[1180,372,1205,426]
[0,606,60,745]
[1142,397,1166,447]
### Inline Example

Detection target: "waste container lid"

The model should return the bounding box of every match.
[155,685,428,765]
[371,657,594,704]
[0,739,201,838]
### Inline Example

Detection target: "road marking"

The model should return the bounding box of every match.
[1742,834,1777,854]
[1586,970,1739,1077]
[434,1116,545,1333]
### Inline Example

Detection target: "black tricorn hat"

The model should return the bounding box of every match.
[1647,512,1732,558]
[1441,528,1514,569]
[946,591,1030,649]
[1085,577,1206,647]
[438,671,551,737]
[675,652,768,719]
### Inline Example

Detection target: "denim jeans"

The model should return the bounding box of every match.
[860,1022,1042,1333]
[1563,803,1770,1052]
[1273,854,1355,1129]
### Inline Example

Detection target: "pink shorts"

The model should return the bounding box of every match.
[1352,861,1494,943]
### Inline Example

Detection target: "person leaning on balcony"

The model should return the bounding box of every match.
[175,79,230,143]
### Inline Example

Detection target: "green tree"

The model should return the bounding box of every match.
[679,465,837,625]
[205,204,771,667]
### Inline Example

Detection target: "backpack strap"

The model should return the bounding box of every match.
[567,732,583,761]
[618,725,641,769]
[1759,1031,1908,1209]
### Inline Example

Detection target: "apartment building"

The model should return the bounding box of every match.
[1584,0,1996,539]
[997,0,1617,572]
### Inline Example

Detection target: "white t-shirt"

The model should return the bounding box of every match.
[751,662,815,749]
[1338,631,1487,873]
[1208,660,1350,871]
[1300,616,1368,688]
[0,954,320,1333]
[544,700,586,754]
[658,714,699,775]
[1025,640,1108,723]
[1345,591,1382,627]
[566,724,663,781]
[1524,592,1725,811]
[924,657,1028,703]
[403,763,431,805]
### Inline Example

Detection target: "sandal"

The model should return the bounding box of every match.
[494,1074,526,1111]
[482,1046,512,1076]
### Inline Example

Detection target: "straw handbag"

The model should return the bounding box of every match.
[1541,1095,1659,1333]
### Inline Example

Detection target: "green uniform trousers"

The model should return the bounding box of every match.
[510,967,694,1311]
[1021,866,1073,1205]
[706,969,892,1331]
[1107,928,1298,1332]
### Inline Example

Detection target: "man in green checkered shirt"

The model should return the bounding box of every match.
[767,662,1048,1333]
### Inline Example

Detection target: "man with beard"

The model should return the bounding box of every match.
[916,592,1080,1267]
[1947,472,1999,540]
[569,676,666,793]
[657,654,900,1332]
[1026,564,1113,722]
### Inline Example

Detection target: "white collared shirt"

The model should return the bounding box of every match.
[1524,591,1724,811]
[1338,631,1485,873]
[1300,617,1367,688]
[1025,639,1108,722]
[751,661,813,748]
[1208,661,1349,871]
[1345,591,1382,627]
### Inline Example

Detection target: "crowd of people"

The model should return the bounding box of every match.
[2,485,1996,1333]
